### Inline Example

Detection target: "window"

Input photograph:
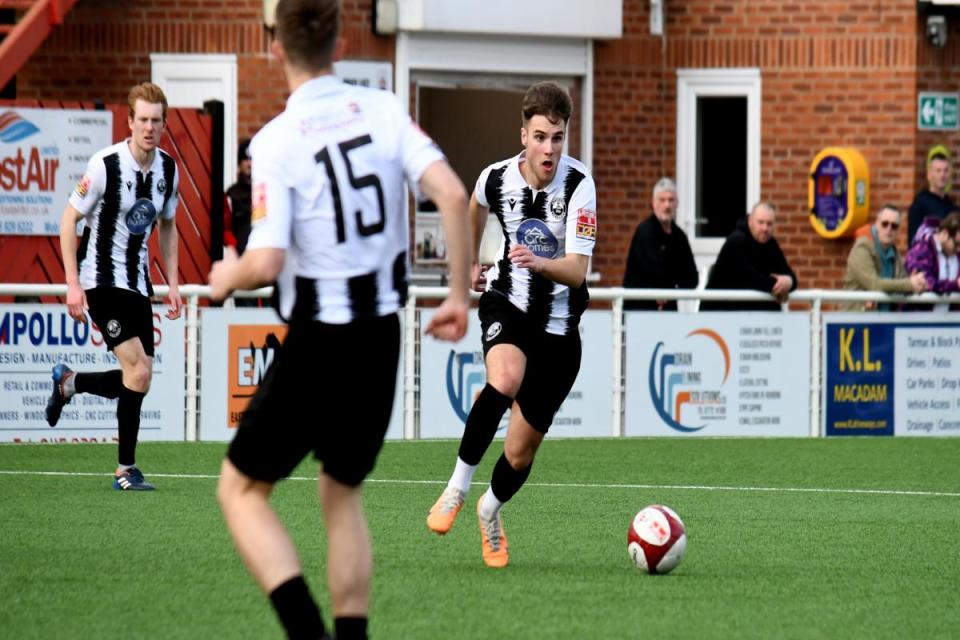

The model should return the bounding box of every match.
[676,68,761,266]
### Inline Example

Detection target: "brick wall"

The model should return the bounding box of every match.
[593,0,946,288]
[14,0,392,141]
[13,0,960,290]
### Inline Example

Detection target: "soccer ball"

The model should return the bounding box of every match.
[627,505,687,574]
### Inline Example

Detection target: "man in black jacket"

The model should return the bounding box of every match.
[907,152,953,244]
[700,201,797,311]
[622,177,699,310]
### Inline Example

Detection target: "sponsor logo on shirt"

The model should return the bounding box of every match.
[75,175,90,198]
[516,219,558,258]
[124,198,158,235]
[252,182,267,223]
[576,208,596,240]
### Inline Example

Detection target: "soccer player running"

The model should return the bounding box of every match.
[47,82,182,491]
[427,82,598,568]
[207,1,471,639]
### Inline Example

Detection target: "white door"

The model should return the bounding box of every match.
[151,54,238,191]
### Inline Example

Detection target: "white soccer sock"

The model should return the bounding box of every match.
[447,457,478,494]
[479,487,503,521]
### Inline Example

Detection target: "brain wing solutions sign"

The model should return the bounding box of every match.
[625,313,810,436]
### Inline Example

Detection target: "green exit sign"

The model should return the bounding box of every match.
[918,93,959,131]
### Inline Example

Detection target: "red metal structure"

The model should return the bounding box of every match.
[0,0,79,92]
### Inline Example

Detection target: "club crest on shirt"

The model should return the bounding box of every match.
[106,319,122,338]
[516,219,558,258]
[75,175,91,198]
[576,208,596,240]
[157,178,166,194]
[124,198,158,235]
[252,182,267,223]
[549,196,566,219]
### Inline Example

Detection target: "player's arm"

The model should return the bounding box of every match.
[158,216,182,318]
[209,247,285,303]
[419,160,470,342]
[508,247,589,288]
[59,204,87,323]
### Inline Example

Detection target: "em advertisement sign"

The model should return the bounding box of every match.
[199,308,404,441]
[823,314,960,437]
[0,108,113,235]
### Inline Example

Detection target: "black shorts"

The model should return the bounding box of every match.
[478,292,581,433]
[227,313,400,487]
[85,287,155,357]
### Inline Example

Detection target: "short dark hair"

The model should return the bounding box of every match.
[930,153,949,164]
[237,139,250,165]
[521,82,573,126]
[275,0,339,72]
[940,211,960,236]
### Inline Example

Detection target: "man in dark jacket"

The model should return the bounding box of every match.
[907,152,953,244]
[700,201,797,311]
[622,177,699,310]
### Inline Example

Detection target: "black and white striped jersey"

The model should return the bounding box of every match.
[475,152,597,336]
[68,140,179,297]
[246,75,444,325]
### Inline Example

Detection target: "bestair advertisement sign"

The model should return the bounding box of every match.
[199,308,404,441]
[419,309,614,439]
[823,314,960,437]
[0,108,113,235]
[0,304,184,442]
[625,312,811,436]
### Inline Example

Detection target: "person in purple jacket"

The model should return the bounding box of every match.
[905,212,960,311]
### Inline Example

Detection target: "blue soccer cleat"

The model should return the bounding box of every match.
[45,364,74,427]
[113,467,156,491]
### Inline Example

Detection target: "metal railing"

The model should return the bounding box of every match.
[3,283,959,440]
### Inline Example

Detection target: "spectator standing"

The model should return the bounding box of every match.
[907,152,954,244]
[905,212,960,312]
[700,201,797,311]
[622,177,698,310]
[840,204,926,311]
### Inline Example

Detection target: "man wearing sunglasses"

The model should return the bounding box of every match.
[841,204,926,311]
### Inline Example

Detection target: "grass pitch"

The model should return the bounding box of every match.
[1,438,958,639]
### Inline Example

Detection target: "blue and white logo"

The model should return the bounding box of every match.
[516,219,558,258]
[445,350,486,424]
[125,198,157,235]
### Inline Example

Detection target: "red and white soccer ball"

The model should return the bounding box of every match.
[627,504,687,574]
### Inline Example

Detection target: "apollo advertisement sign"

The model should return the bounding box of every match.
[0,304,184,442]
[625,312,810,436]
[0,108,112,235]
[199,308,404,441]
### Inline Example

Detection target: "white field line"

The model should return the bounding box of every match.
[0,469,958,498]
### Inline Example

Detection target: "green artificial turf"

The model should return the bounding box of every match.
[1,438,958,639]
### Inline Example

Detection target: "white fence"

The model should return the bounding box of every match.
[2,283,959,441]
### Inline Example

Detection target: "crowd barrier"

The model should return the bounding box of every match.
[1,283,959,442]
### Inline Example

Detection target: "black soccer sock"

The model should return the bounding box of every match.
[490,452,533,504]
[269,575,327,640]
[117,385,146,466]
[73,370,124,399]
[458,384,513,465]
[334,616,368,640]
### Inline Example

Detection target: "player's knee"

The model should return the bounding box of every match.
[488,369,523,397]
[503,438,538,468]
[127,362,152,392]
